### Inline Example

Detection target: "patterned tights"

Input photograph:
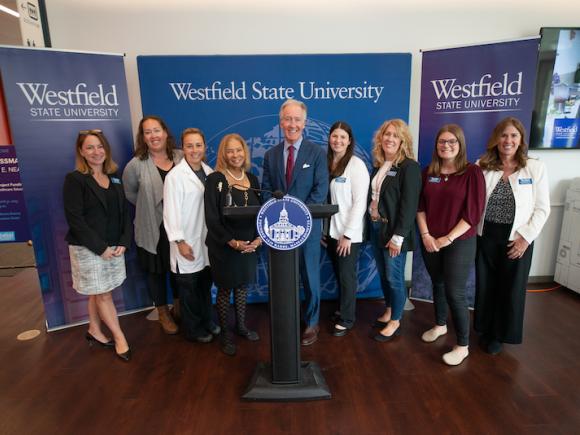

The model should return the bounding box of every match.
[216,287,249,336]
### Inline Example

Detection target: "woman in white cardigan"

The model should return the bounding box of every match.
[325,121,369,336]
[475,117,550,355]
[163,128,219,343]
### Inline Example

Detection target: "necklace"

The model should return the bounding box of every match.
[226,169,245,181]
[444,174,449,182]
[231,188,249,207]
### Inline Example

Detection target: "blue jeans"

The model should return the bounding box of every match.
[370,221,407,321]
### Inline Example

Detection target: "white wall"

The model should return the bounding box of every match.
[46,0,580,277]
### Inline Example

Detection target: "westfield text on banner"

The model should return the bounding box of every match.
[413,39,539,304]
[0,47,149,329]
[138,53,412,302]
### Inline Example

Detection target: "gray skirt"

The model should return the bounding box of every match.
[69,245,127,295]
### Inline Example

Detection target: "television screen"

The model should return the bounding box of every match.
[530,28,580,149]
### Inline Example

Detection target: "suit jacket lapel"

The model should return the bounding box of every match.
[111,176,126,216]
[379,164,399,197]
[274,143,286,190]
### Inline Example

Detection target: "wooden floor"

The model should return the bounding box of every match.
[1,268,579,435]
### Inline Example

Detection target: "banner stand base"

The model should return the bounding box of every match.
[241,361,331,402]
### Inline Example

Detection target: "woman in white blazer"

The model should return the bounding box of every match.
[475,117,550,355]
[163,128,219,343]
[326,121,370,336]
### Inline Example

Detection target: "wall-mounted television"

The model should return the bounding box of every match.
[529,27,580,149]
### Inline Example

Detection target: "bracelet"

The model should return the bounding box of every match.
[447,236,454,243]
[421,232,429,237]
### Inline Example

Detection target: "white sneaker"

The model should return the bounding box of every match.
[442,346,469,366]
[421,325,447,343]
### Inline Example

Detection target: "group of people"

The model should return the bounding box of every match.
[63,99,550,366]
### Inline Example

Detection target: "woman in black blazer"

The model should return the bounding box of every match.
[63,129,132,362]
[368,119,421,341]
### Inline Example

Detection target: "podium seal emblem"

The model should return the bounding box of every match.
[256,195,312,250]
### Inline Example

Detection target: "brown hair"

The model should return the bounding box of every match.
[327,121,355,178]
[478,117,528,171]
[427,124,468,176]
[75,130,118,175]
[134,115,177,160]
[214,133,251,173]
[372,119,415,167]
[181,128,207,162]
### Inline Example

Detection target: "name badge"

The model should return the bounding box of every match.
[428,177,441,183]
[111,177,121,184]
[335,176,347,183]
[386,170,397,177]
[518,178,532,185]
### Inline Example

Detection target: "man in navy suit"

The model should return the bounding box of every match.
[262,99,329,345]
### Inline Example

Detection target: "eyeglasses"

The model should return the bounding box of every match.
[437,138,458,146]
[79,129,102,135]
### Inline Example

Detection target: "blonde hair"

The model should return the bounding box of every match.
[75,130,118,175]
[372,119,415,167]
[214,133,251,173]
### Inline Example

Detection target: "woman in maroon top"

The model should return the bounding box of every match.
[417,124,485,366]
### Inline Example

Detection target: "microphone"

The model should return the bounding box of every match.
[230,184,285,200]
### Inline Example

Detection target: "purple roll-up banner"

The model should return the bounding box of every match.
[413,38,539,304]
[0,47,149,329]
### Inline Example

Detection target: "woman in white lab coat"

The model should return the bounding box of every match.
[163,128,219,343]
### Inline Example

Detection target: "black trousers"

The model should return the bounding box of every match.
[422,237,476,346]
[147,272,178,306]
[475,221,533,344]
[326,237,361,327]
[174,266,213,340]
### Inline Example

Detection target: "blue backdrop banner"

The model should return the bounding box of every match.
[138,53,412,302]
[413,39,539,304]
[0,47,149,329]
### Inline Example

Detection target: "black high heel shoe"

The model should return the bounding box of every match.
[85,332,115,348]
[372,324,402,342]
[116,347,131,362]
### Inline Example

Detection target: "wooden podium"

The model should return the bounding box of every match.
[223,203,338,401]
